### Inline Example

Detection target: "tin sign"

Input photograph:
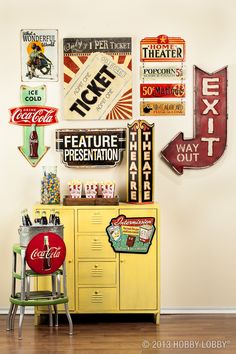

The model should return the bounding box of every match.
[140,83,185,98]
[140,34,185,62]
[9,106,58,126]
[25,232,66,275]
[56,128,126,168]
[21,29,58,81]
[106,215,156,254]
[161,66,227,174]
[140,65,185,81]
[127,120,154,203]
[64,37,132,120]
[140,101,185,116]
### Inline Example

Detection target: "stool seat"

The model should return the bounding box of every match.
[7,241,73,339]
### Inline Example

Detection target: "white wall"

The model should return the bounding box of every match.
[1,0,236,311]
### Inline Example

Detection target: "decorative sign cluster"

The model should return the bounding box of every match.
[64,37,132,120]
[106,215,156,253]
[127,120,154,203]
[140,35,186,116]
[161,66,227,174]
[56,128,126,168]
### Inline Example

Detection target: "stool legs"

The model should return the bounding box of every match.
[64,302,73,335]
[18,306,25,340]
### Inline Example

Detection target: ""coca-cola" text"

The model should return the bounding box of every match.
[9,106,58,126]
[30,246,62,260]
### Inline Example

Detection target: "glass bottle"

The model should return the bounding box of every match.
[40,210,48,225]
[34,210,41,225]
[49,209,55,224]
[54,210,60,225]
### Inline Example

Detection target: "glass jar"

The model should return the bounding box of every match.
[41,166,60,204]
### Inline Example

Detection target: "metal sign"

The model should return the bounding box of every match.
[21,29,58,81]
[140,83,185,98]
[25,232,66,274]
[127,120,154,203]
[56,128,126,168]
[106,215,156,254]
[140,34,185,62]
[64,37,132,120]
[140,65,186,81]
[140,101,185,116]
[9,85,58,167]
[161,66,227,174]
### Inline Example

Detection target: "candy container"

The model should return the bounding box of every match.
[41,166,60,204]
[84,181,98,198]
[68,180,82,198]
[100,181,115,198]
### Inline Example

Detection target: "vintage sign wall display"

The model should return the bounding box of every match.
[140,34,186,116]
[25,232,66,274]
[63,37,132,120]
[161,66,227,174]
[127,120,154,203]
[9,85,58,167]
[106,215,156,254]
[21,29,58,81]
[56,128,126,168]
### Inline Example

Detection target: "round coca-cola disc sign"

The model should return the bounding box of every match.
[25,232,66,274]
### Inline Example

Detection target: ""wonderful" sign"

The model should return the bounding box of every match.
[56,128,126,168]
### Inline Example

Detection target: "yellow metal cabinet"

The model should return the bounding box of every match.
[34,203,160,323]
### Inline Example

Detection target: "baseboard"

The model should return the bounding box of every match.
[161,308,236,314]
[0,307,34,315]
[1,307,236,315]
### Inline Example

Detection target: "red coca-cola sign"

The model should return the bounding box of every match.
[9,106,58,126]
[25,232,66,274]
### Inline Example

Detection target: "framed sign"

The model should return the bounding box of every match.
[127,120,154,203]
[106,215,156,254]
[21,29,58,81]
[56,128,126,168]
[63,37,132,120]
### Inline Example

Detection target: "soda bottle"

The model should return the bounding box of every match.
[40,210,48,225]
[34,210,41,225]
[54,210,60,225]
[43,235,51,271]
[21,209,32,226]
[49,209,55,224]
[29,124,39,159]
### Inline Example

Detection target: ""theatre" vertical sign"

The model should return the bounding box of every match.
[127,120,154,203]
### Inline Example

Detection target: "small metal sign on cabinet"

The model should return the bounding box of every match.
[106,215,156,254]
[161,66,228,174]
[56,128,126,168]
[127,120,154,203]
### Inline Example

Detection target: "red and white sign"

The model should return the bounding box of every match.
[9,106,58,126]
[140,35,185,62]
[140,83,185,98]
[25,232,66,274]
[161,66,227,174]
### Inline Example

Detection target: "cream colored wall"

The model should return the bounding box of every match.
[0,0,235,311]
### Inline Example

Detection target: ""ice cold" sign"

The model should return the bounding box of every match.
[161,66,227,174]
[127,120,154,203]
[56,128,126,168]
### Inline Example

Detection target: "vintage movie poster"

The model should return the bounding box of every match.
[63,37,132,120]
[21,29,58,82]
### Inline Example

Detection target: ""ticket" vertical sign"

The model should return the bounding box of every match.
[127,120,154,203]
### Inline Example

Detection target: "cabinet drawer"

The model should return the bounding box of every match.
[78,288,117,311]
[78,261,116,285]
[78,236,116,259]
[77,209,116,232]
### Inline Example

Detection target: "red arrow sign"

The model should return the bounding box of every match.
[161,66,227,174]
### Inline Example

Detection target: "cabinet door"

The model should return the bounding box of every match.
[119,208,158,310]
[37,209,75,311]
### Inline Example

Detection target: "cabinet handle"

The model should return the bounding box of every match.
[94,264,98,268]
[68,259,73,264]
[120,259,125,263]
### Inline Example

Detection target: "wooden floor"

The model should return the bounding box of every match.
[1,314,236,353]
